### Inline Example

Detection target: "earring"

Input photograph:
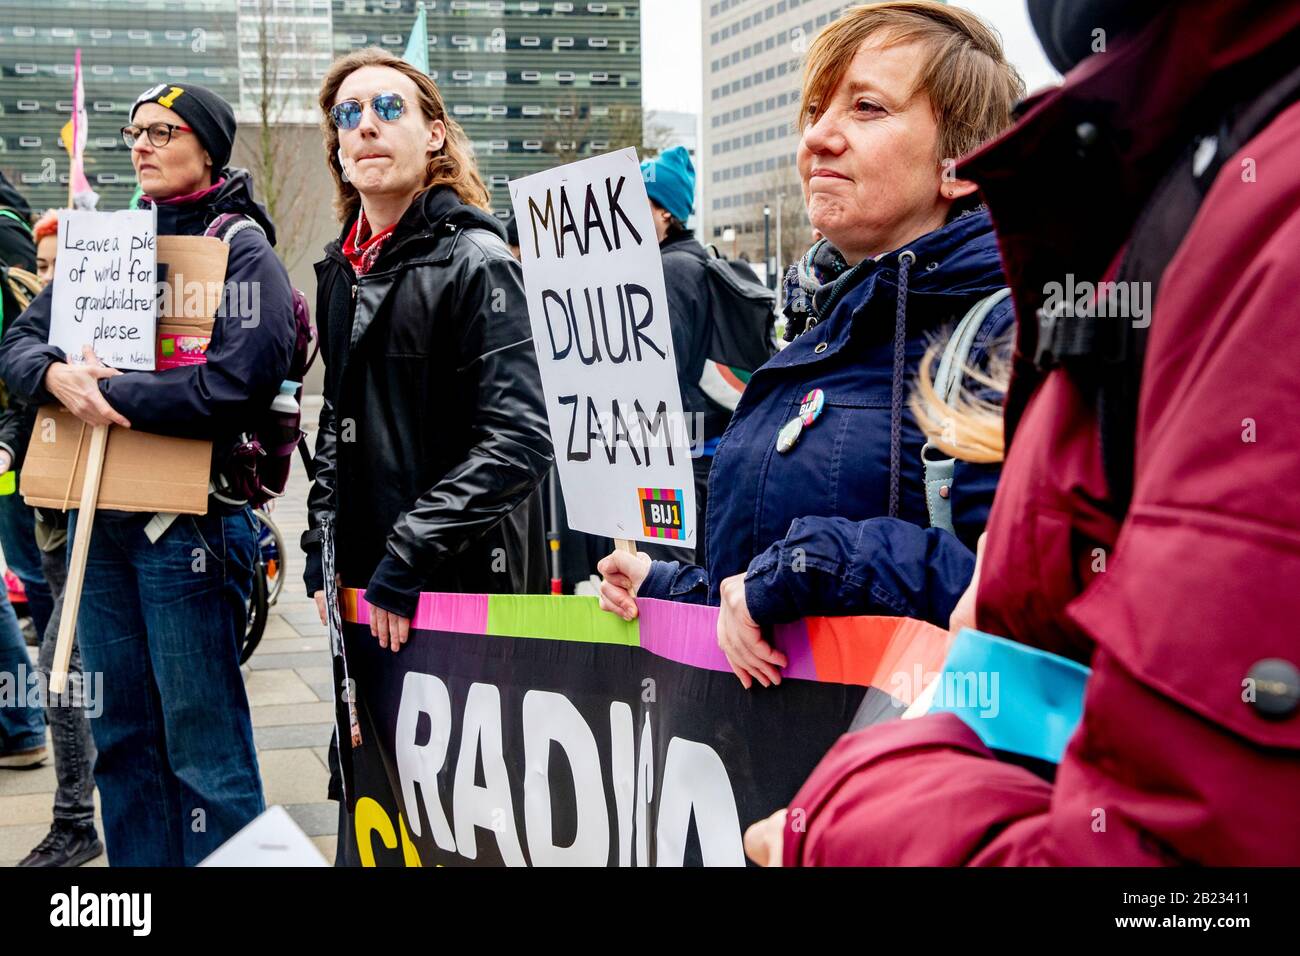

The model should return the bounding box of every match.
[337,147,349,183]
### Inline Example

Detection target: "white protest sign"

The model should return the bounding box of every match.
[510,148,696,548]
[51,209,157,370]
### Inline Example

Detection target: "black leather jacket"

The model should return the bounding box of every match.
[303,187,553,612]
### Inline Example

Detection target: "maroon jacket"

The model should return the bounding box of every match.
[785,0,1300,866]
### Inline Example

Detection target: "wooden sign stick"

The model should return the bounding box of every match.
[614,538,637,556]
[49,423,109,696]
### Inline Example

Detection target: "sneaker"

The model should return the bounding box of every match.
[18,821,104,868]
[0,744,47,770]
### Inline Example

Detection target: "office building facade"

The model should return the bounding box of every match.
[699,0,847,274]
[0,0,642,215]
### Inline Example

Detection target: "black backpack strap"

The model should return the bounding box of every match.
[296,433,317,481]
[0,207,32,235]
[1035,56,1300,517]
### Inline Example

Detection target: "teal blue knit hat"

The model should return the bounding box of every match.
[640,145,696,224]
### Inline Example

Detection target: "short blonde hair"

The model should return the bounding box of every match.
[318,47,490,223]
[798,1,1025,165]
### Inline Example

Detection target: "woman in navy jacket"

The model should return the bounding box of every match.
[0,84,295,864]
[600,2,1023,687]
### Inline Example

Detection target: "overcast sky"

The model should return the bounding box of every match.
[641,0,1061,116]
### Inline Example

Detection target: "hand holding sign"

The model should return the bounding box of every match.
[42,345,130,428]
[50,209,158,370]
[596,547,652,620]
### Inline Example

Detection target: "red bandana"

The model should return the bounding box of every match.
[342,208,397,277]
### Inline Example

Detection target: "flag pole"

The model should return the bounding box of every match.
[48,46,110,695]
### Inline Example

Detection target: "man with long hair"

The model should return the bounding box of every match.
[303,50,553,859]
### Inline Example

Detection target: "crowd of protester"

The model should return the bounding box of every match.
[0,0,1296,867]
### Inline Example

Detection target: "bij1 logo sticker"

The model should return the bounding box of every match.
[638,487,685,540]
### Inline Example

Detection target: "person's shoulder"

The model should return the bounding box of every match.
[662,238,712,277]
[448,226,523,294]
[457,225,516,268]
[0,220,36,271]
[222,219,288,279]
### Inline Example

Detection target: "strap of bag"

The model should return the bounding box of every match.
[0,207,32,235]
[923,288,1011,533]
[297,433,317,481]
[1029,55,1300,518]
[205,212,266,245]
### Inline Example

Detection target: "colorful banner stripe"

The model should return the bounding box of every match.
[340,589,951,701]
[918,628,1090,764]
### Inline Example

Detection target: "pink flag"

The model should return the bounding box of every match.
[67,48,98,209]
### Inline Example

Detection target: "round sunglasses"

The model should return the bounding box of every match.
[329,92,406,130]
[120,122,194,149]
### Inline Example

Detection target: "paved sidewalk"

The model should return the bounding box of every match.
[0,396,338,866]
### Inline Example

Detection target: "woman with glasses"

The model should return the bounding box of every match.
[302,50,552,861]
[0,83,298,866]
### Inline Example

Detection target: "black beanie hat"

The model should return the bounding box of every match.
[130,83,237,172]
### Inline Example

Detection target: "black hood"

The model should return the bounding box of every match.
[1028,0,1166,74]
[0,170,32,218]
[140,167,278,245]
[330,185,506,258]
[407,185,506,241]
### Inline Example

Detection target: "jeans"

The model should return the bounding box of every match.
[0,491,55,640]
[37,545,97,827]
[0,583,43,753]
[70,507,264,866]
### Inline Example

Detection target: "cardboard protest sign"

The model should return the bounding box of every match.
[21,235,226,515]
[510,149,697,548]
[333,590,956,867]
[50,209,157,370]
